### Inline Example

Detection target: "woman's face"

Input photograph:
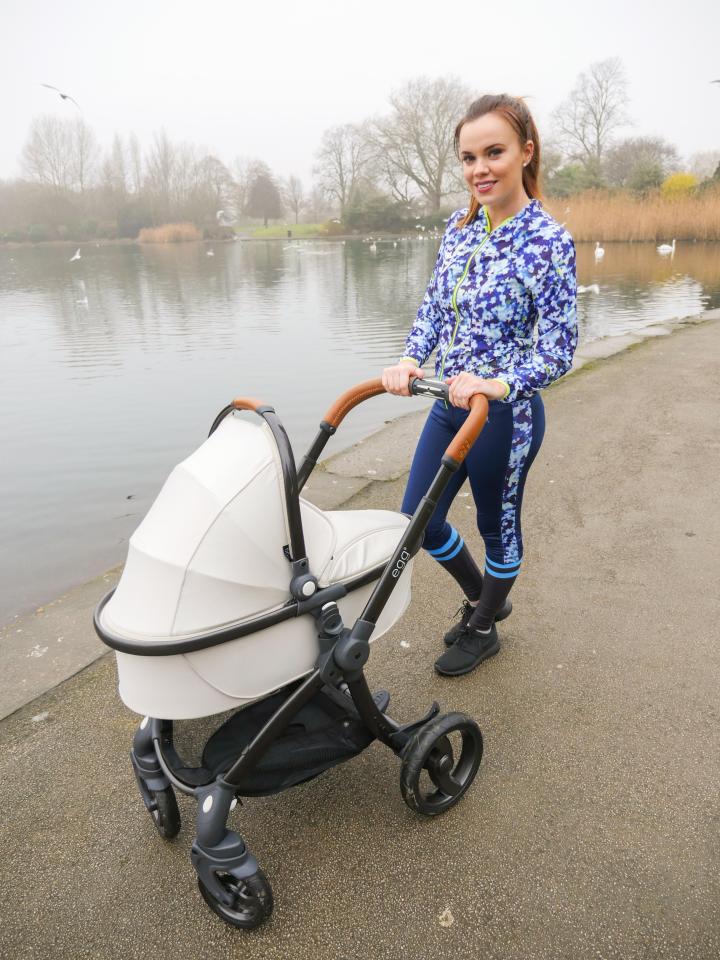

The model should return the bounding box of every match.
[458,112,533,211]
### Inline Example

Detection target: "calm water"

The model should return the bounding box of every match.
[1,238,719,623]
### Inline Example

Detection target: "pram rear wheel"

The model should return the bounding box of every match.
[144,784,181,840]
[400,712,483,816]
[198,868,274,929]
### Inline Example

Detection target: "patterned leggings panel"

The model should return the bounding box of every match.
[400,395,545,573]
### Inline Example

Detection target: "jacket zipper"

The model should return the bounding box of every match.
[438,232,491,386]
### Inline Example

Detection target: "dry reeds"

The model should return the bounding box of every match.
[545,188,720,243]
[137,222,202,243]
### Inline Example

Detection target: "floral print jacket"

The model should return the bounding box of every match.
[402,199,578,403]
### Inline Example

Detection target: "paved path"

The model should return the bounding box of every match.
[1,317,718,959]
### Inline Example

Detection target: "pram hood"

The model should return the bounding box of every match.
[102,413,409,642]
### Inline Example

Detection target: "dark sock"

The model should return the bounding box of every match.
[435,543,483,602]
[468,571,517,632]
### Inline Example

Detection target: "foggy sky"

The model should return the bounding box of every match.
[2,0,719,185]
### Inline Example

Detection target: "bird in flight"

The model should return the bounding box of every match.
[41,83,81,109]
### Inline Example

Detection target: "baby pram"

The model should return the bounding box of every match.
[94,376,489,930]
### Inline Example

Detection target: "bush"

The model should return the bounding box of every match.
[117,201,154,239]
[628,161,665,196]
[320,219,346,236]
[97,221,118,240]
[28,223,50,242]
[660,173,697,198]
[345,196,410,231]
[546,163,596,198]
[137,222,202,243]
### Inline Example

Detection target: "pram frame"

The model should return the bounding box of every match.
[95,376,489,929]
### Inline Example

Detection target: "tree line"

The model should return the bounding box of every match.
[2,60,718,242]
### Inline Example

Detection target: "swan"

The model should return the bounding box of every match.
[69,248,81,262]
[206,249,214,257]
[369,242,377,253]
[577,284,600,294]
[594,241,605,260]
[657,238,676,256]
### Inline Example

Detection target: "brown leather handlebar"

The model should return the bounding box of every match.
[323,377,489,464]
[322,377,386,427]
[232,397,265,412]
[446,393,489,463]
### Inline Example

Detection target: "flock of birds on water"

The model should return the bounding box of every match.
[66,232,681,308]
[49,73,687,308]
[574,237,677,295]
[33,75,701,318]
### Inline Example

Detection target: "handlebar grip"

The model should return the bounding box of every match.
[409,377,449,400]
[445,393,489,464]
[322,378,386,428]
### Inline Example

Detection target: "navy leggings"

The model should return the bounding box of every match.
[401,395,545,578]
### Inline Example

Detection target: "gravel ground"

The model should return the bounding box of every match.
[1,317,718,960]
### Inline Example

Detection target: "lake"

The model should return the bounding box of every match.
[1,237,718,623]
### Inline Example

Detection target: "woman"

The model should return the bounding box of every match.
[382,94,577,677]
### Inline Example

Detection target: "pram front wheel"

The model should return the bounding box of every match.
[136,777,181,840]
[400,712,483,816]
[198,868,274,929]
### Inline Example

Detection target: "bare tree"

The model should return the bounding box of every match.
[689,150,720,181]
[21,115,74,193]
[128,133,143,194]
[551,57,630,176]
[604,136,680,190]
[199,155,233,206]
[231,156,253,217]
[314,123,369,217]
[284,175,304,223]
[187,154,234,223]
[304,184,334,223]
[102,134,128,196]
[246,162,283,226]
[70,118,99,193]
[144,130,178,221]
[365,76,471,212]
[172,142,202,212]
[552,58,630,166]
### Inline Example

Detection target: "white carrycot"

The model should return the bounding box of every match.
[99,411,413,720]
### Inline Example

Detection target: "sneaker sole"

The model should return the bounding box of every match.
[434,641,501,676]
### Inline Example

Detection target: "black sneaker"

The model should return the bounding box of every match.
[443,598,512,646]
[434,623,500,676]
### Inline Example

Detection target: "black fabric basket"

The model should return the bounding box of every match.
[202,685,375,796]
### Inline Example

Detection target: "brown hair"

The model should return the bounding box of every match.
[454,94,542,228]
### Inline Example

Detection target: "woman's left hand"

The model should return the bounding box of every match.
[445,373,508,409]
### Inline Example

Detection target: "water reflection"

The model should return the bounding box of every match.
[1,238,719,623]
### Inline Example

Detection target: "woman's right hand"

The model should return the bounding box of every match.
[381,361,424,396]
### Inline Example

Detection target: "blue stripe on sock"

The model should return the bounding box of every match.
[435,538,465,563]
[428,528,459,557]
[484,566,520,579]
[485,556,523,570]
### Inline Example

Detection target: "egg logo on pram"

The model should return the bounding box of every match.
[392,549,411,578]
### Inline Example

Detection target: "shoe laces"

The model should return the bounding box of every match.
[450,599,474,622]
